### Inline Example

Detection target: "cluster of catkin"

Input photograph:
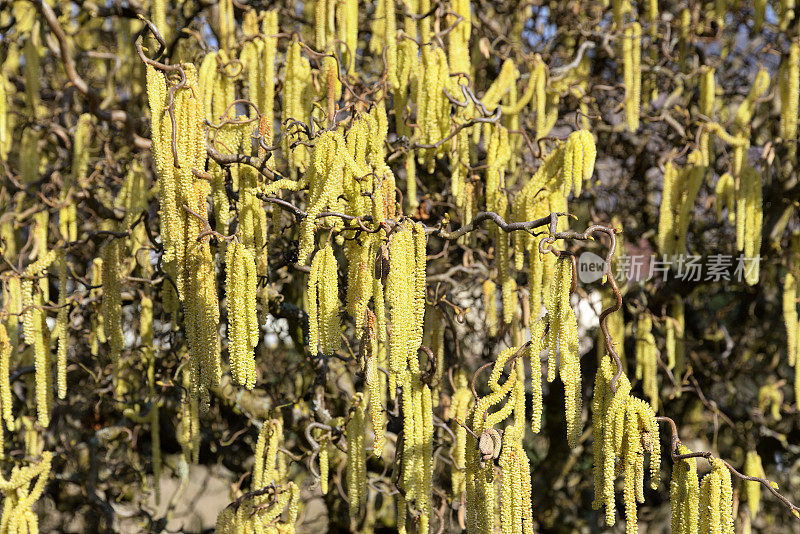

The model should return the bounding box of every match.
[0,451,52,533]
[511,130,597,316]
[591,354,661,533]
[147,63,222,403]
[464,345,534,534]
[670,448,735,533]
[215,419,299,533]
[660,67,771,285]
[544,256,582,447]
[226,242,259,388]
[461,255,585,534]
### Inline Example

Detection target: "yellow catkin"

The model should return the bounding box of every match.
[139,296,161,504]
[784,273,798,368]
[449,370,472,497]
[529,318,546,433]
[346,237,373,333]
[623,22,642,132]
[22,249,57,427]
[225,242,259,388]
[740,165,763,285]
[483,279,498,337]
[0,451,52,533]
[734,68,770,132]
[657,161,679,256]
[744,450,764,518]
[387,226,415,384]
[319,437,329,494]
[102,241,124,403]
[55,250,68,400]
[297,132,346,264]
[545,256,582,447]
[363,310,386,458]
[346,394,366,524]
[282,41,313,175]
[0,70,8,161]
[448,0,471,75]
[714,172,736,224]
[320,244,341,354]
[635,314,659,411]
[781,42,799,141]
[670,444,700,534]
[699,458,734,533]
[466,344,533,534]
[61,114,91,242]
[0,324,12,442]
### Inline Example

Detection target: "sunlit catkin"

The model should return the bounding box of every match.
[387,225,415,382]
[623,22,642,132]
[449,370,472,497]
[744,450,764,517]
[670,444,700,534]
[698,458,735,533]
[739,165,763,285]
[635,313,659,411]
[545,256,582,447]
[308,243,341,355]
[283,41,313,175]
[346,393,367,524]
[0,324,13,434]
[483,279,498,337]
[529,318,546,433]
[784,273,798,368]
[714,172,735,224]
[102,240,124,362]
[55,250,68,399]
[780,41,799,140]
[225,241,259,389]
[22,249,57,427]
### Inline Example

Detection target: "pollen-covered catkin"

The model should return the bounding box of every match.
[698,458,735,533]
[657,161,679,256]
[387,226,415,382]
[529,318,546,433]
[483,279,498,337]
[55,250,68,399]
[635,314,659,410]
[319,436,329,495]
[225,241,259,388]
[671,444,700,534]
[781,41,799,140]
[714,173,735,224]
[346,394,366,524]
[22,249,57,427]
[784,272,798,367]
[544,256,582,447]
[623,22,642,131]
[744,450,764,517]
[449,370,472,497]
[319,244,341,354]
[740,164,763,285]
[0,324,13,434]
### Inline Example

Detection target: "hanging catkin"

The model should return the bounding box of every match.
[346,394,367,526]
[22,249,57,427]
[545,255,582,447]
[226,241,259,389]
[635,313,659,411]
[622,22,642,132]
[308,243,341,355]
[55,249,68,399]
